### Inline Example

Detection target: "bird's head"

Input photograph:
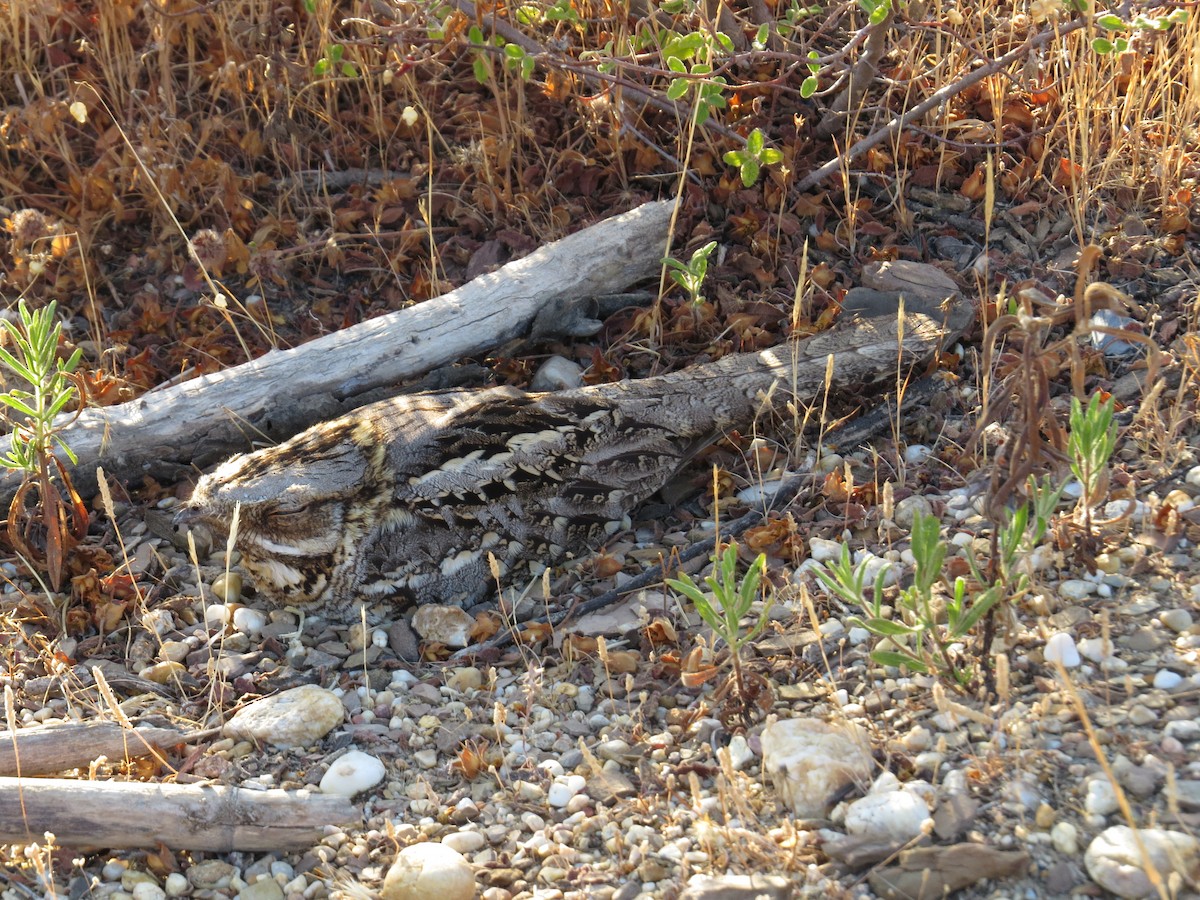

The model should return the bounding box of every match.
[176,419,391,606]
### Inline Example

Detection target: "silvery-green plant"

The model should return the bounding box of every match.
[0,299,87,590]
[667,541,771,705]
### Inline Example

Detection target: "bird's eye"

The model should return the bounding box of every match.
[271,502,312,519]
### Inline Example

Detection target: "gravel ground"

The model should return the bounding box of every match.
[3,343,1200,900]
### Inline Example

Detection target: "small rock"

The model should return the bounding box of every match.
[547,775,586,808]
[1152,669,1182,690]
[211,572,243,602]
[1173,780,1200,812]
[1165,719,1200,742]
[411,605,474,648]
[1127,704,1157,726]
[679,874,793,900]
[188,861,237,890]
[894,495,932,528]
[1058,579,1094,601]
[1077,637,1115,664]
[529,356,583,391]
[382,843,475,900]
[808,538,842,563]
[1044,632,1081,667]
[132,883,166,900]
[726,734,754,771]
[1085,826,1200,898]
[1051,821,1079,855]
[236,878,284,900]
[441,831,486,854]
[1034,803,1056,829]
[446,667,483,691]
[224,685,344,748]
[1084,777,1119,817]
[232,606,267,636]
[844,787,933,841]
[903,444,932,465]
[1160,608,1193,632]
[319,750,386,797]
[760,718,873,818]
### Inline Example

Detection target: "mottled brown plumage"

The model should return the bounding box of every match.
[178,305,967,617]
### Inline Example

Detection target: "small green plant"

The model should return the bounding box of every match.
[858,0,894,25]
[0,299,88,591]
[666,541,771,708]
[469,27,535,84]
[815,483,1063,689]
[663,240,718,305]
[312,44,358,78]
[800,51,821,99]
[1068,391,1117,516]
[1092,8,1188,55]
[663,32,731,125]
[723,128,784,187]
[815,512,995,687]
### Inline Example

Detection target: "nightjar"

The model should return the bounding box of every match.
[177,304,967,617]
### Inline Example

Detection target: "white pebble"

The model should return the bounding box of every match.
[132,884,166,900]
[1153,670,1183,690]
[1051,821,1079,855]
[1044,632,1081,668]
[903,444,932,464]
[204,604,232,626]
[1058,579,1094,601]
[164,874,189,897]
[1186,465,1200,488]
[1077,637,1115,664]
[1084,778,1119,817]
[809,537,842,562]
[1160,608,1193,632]
[319,750,386,797]
[441,831,486,854]
[232,606,267,636]
[726,734,754,771]
[413,750,438,769]
[894,495,932,527]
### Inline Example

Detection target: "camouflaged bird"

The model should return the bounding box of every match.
[178,303,968,617]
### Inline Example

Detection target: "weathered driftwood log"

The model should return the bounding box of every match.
[0,721,187,777]
[0,200,674,504]
[0,777,357,851]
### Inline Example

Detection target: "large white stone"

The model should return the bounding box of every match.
[1085,826,1200,898]
[224,685,343,748]
[760,718,873,818]
[381,843,475,900]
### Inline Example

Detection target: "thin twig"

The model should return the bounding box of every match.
[795,16,1090,192]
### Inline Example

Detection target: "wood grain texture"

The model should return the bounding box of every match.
[0,201,673,504]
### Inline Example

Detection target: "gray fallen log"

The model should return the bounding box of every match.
[0,200,673,503]
[0,777,357,851]
[0,721,187,777]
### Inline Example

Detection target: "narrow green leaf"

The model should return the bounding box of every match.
[871,649,928,672]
